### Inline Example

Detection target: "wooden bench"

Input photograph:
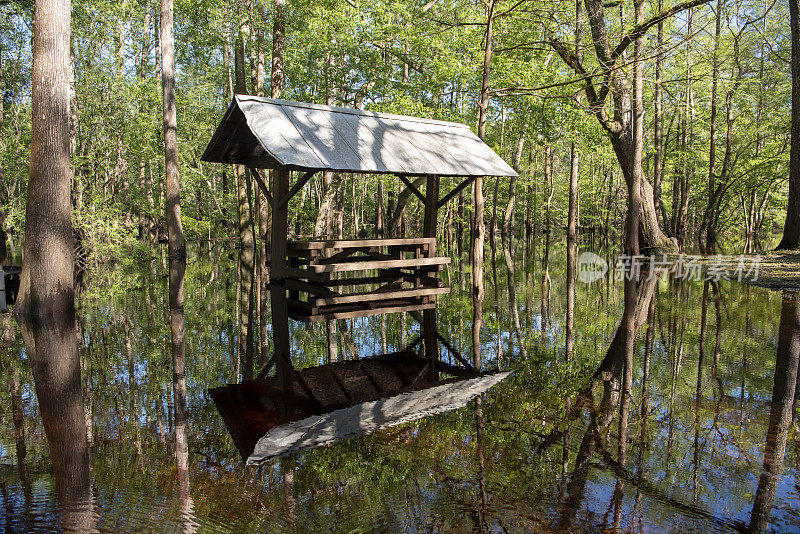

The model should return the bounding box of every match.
[284,238,450,322]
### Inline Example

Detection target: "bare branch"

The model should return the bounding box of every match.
[612,0,713,60]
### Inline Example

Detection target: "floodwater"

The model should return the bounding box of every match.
[1,236,798,533]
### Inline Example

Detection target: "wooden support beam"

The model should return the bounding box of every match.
[249,167,273,206]
[398,174,426,203]
[422,174,439,382]
[255,353,277,381]
[437,175,476,209]
[277,170,317,210]
[435,332,475,371]
[270,168,292,390]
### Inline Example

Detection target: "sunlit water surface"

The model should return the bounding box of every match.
[1,237,798,533]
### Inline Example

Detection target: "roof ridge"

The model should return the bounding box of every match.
[234,94,470,129]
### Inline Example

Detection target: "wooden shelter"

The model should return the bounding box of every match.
[202,96,517,388]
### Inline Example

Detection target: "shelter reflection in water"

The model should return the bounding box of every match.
[212,340,508,464]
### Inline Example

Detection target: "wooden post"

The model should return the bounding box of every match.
[0,271,6,312]
[271,168,292,390]
[423,174,439,381]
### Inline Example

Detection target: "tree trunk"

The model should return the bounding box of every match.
[234,17,255,374]
[777,0,800,249]
[748,290,800,530]
[544,144,553,232]
[376,179,384,237]
[386,175,424,236]
[160,0,189,498]
[503,137,525,238]
[16,0,75,317]
[701,0,723,252]
[271,0,286,99]
[653,0,664,229]
[314,172,343,237]
[566,0,581,364]
[566,141,578,362]
[473,0,493,362]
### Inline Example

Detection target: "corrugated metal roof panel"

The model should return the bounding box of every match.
[201,95,518,177]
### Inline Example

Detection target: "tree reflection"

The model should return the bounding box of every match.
[17,314,94,532]
[748,290,800,532]
[558,269,660,531]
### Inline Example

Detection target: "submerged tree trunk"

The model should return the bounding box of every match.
[19,319,93,531]
[473,0,493,364]
[16,0,75,317]
[566,141,578,362]
[161,0,189,500]
[777,0,800,249]
[749,290,800,530]
[233,15,256,373]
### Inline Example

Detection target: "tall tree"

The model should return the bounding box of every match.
[700,0,724,251]
[160,0,189,497]
[234,11,256,374]
[566,0,582,362]
[473,0,494,364]
[16,0,75,317]
[549,0,710,251]
[777,0,800,249]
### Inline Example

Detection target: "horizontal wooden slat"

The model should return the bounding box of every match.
[310,286,449,306]
[297,257,450,274]
[289,299,436,323]
[285,273,440,288]
[287,238,435,250]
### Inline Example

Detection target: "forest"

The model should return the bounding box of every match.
[1,0,799,531]
[0,0,793,265]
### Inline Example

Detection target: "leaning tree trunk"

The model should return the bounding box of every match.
[610,136,674,251]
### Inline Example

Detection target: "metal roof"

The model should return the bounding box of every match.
[201,95,518,177]
[246,372,510,464]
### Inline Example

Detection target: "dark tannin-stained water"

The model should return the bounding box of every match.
[1,237,798,533]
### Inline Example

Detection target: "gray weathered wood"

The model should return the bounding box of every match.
[309,286,449,306]
[280,104,362,170]
[288,237,434,250]
[293,256,450,274]
[290,299,436,322]
[238,97,324,168]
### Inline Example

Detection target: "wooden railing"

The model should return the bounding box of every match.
[284,238,450,322]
